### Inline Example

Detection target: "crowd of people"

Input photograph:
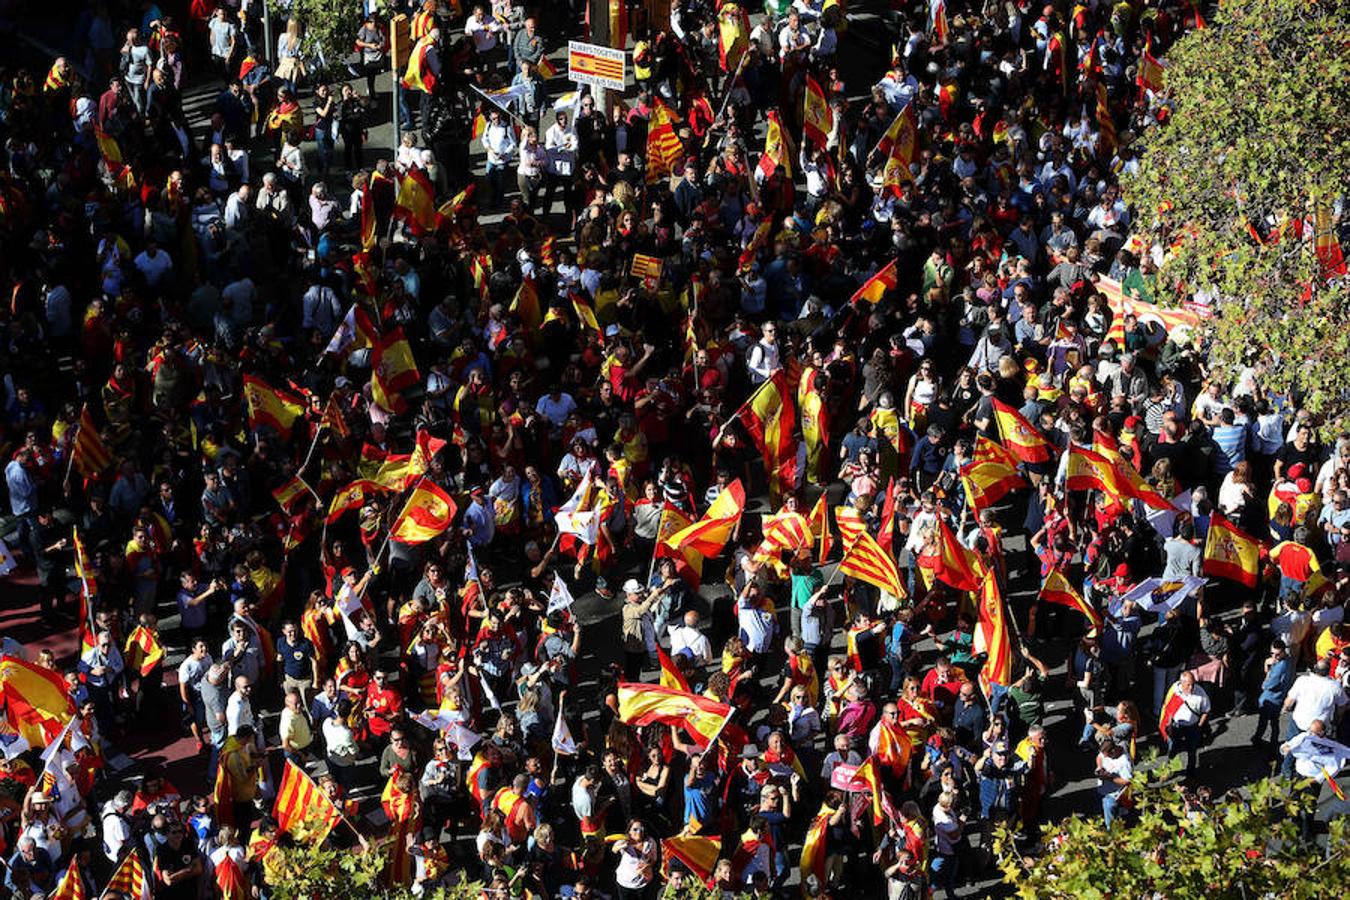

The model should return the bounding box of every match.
[0,0,1348,898]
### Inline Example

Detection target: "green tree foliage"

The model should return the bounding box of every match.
[288,0,393,75]
[994,763,1350,899]
[263,840,483,900]
[1122,0,1350,426]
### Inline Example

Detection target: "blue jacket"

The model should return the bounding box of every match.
[1259,657,1295,707]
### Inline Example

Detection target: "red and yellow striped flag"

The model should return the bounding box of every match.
[0,655,75,745]
[1039,569,1103,632]
[960,436,1026,509]
[839,530,907,599]
[653,502,704,588]
[834,505,866,549]
[755,109,794,181]
[645,98,684,184]
[666,480,746,558]
[371,327,420,415]
[617,683,730,748]
[105,847,151,900]
[656,645,690,693]
[662,835,720,883]
[389,481,458,545]
[974,572,1014,695]
[243,375,306,436]
[802,75,833,150]
[50,856,85,900]
[273,759,342,843]
[71,405,112,477]
[271,474,310,513]
[1203,511,1262,588]
[1323,767,1346,802]
[123,625,164,677]
[809,494,832,565]
[737,372,797,501]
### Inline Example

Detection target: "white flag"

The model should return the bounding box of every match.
[1113,576,1205,615]
[411,709,457,734]
[547,576,576,614]
[0,733,29,761]
[479,672,501,712]
[323,305,359,356]
[551,707,577,755]
[554,470,600,544]
[446,722,482,761]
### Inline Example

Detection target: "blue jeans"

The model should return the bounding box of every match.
[1101,790,1123,828]
[1280,718,1303,777]
[315,129,334,174]
[1253,699,1282,743]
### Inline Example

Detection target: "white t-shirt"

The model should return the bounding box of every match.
[668,624,711,664]
[1169,686,1210,726]
[614,839,658,889]
[1286,673,1349,731]
[535,393,577,427]
[1096,750,1134,798]
[102,806,132,861]
[932,803,962,854]
[1283,730,1350,779]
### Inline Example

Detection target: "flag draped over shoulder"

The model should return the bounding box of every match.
[371,327,420,414]
[1203,511,1262,588]
[737,372,797,500]
[617,683,730,748]
[273,759,342,843]
[0,655,75,745]
[666,480,746,557]
[71,405,112,478]
[991,398,1055,463]
[1039,569,1103,631]
[243,375,305,436]
[390,482,458,545]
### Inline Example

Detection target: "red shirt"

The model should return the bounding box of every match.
[364,684,403,737]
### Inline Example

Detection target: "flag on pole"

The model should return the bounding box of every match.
[1039,569,1103,632]
[326,479,388,524]
[616,683,731,748]
[991,398,1055,463]
[324,304,380,358]
[271,474,310,514]
[755,110,795,181]
[850,259,899,305]
[546,576,576,614]
[1323,766,1347,801]
[1203,511,1262,588]
[50,856,85,900]
[737,372,797,501]
[555,470,601,545]
[243,375,306,436]
[370,327,420,415]
[802,75,833,150]
[71,405,112,478]
[645,98,684,184]
[657,645,691,692]
[839,531,907,599]
[852,757,887,824]
[974,572,1014,696]
[389,482,458,545]
[104,848,152,900]
[877,103,919,195]
[929,0,949,43]
[1137,50,1166,93]
[273,759,342,844]
[551,706,577,755]
[808,494,832,565]
[960,436,1027,509]
[665,480,747,557]
[393,167,438,235]
[717,2,750,71]
[653,503,705,588]
[0,655,75,745]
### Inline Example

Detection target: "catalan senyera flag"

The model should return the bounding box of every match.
[50,856,85,900]
[271,474,310,514]
[1095,81,1115,158]
[839,530,907,600]
[371,327,420,415]
[802,75,833,150]
[617,683,731,748]
[717,2,750,72]
[0,655,75,745]
[243,375,306,436]
[1039,569,1103,632]
[326,479,387,524]
[875,718,913,777]
[393,168,438,235]
[809,494,832,565]
[123,625,164,677]
[1099,276,1201,346]
[974,572,1014,696]
[645,98,684,184]
[991,398,1055,463]
[754,511,813,570]
[853,756,887,824]
[71,405,112,478]
[800,803,835,887]
[922,516,985,592]
[929,0,949,43]
[960,436,1026,510]
[835,505,865,549]
[389,481,458,545]
[652,503,704,588]
[738,372,797,501]
[666,480,746,557]
[851,258,899,305]
[214,854,248,900]
[320,396,350,438]
[756,109,794,181]
[105,847,151,900]
[1203,511,1262,588]
[274,759,342,844]
[662,835,721,883]
[656,645,691,693]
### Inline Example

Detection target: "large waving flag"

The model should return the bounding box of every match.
[653,503,704,587]
[555,470,601,545]
[71,405,112,478]
[875,718,913,776]
[921,516,985,592]
[662,835,721,883]
[50,856,85,900]
[123,625,164,677]
[273,759,342,844]
[1203,511,1262,588]
[879,103,919,195]
[991,398,1055,463]
[850,258,899,305]
[645,98,684,184]
[960,436,1027,509]
[666,480,746,557]
[800,802,836,888]
[1066,445,1175,512]
[752,511,813,574]
[839,530,907,599]
[1098,276,1201,345]
[802,75,833,151]
[617,683,731,748]
[0,655,75,744]
[853,757,888,824]
[389,482,458,545]
[394,168,438,235]
[1039,569,1103,632]
[105,848,151,900]
[215,854,248,900]
[974,572,1014,696]
[243,375,306,436]
[371,327,420,415]
[737,372,797,501]
[326,479,388,524]
[756,110,795,181]
[835,505,866,549]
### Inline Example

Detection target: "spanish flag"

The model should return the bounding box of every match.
[617,683,731,748]
[800,803,835,887]
[435,183,476,230]
[71,405,112,478]
[1039,569,1103,632]
[326,479,387,524]
[50,857,85,900]
[105,847,150,900]
[653,503,705,588]
[839,530,907,600]
[271,474,310,514]
[960,436,1026,509]
[1315,201,1348,279]
[737,371,797,501]
[878,105,918,195]
[851,258,898,304]
[535,56,557,79]
[95,127,136,191]
[974,572,1014,696]
[656,645,690,693]
[755,109,794,181]
[666,480,745,558]
[1158,681,1186,738]
[991,398,1055,463]
[511,274,542,332]
[662,835,720,883]
[1203,512,1262,588]
[853,757,887,824]
[264,100,303,135]
[802,75,833,150]
[1066,445,1174,512]
[929,0,949,43]
[359,182,378,251]
[809,494,832,565]
[1322,767,1346,802]
[273,759,342,843]
[920,516,985,592]
[243,374,306,436]
[123,625,164,677]
[717,2,750,72]
[389,481,458,545]
[1137,50,1166,93]
[393,168,438,235]
[875,719,913,776]
[0,655,75,747]
[371,327,420,415]
[401,34,439,93]
[571,292,602,336]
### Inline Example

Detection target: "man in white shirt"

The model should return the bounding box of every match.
[1281,660,1348,775]
[101,790,134,864]
[465,5,503,55]
[668,610,712,665]
[1164,671,1210,776]
[746,323,780,384]
[133,241,173,289]
[737,583,776,655]
[225,675,255,736]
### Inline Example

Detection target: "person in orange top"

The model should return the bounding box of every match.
[364,669,403,739]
